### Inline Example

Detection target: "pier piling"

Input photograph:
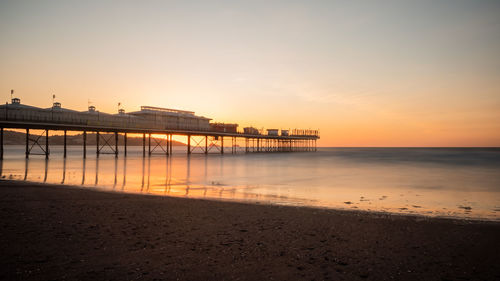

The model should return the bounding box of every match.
[205,136,208,154]
[169,135,173,155]
[148,133,151,156]
[142,133,146,157]
[221,136,224,154]
[124,133,127,156]
[0,127,3,159]
[96,132,100,157]
[63,130,67,158]
[25,128,29,159]
[114,132,118,158]
[45,129,49,159]
[83,131,87,158]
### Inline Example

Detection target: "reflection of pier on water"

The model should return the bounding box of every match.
[81,158,85,185]
[61,158,66,184]
[3,152,273,203]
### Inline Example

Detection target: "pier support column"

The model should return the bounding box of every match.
[124,133,127,156]
[96,132,100,157]
[83,131,87,158]
[221,136,224,154]
[205,136,208,154]
[148,133,151,156]
[169,134,173,155]
[142,133,146,157]
[63,130,67,158]
[45,129,49,159]
[0,127,3,159]
[165,134,169,156]
[25,128,29,158]
[187,135,191,155]
[114,132,118,158]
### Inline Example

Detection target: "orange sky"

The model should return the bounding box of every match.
[1,0,499,147]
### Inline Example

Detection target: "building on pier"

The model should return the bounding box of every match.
[243,127,260,135]
[210,123,238,133]
[128,106,211,131]
[0,99,211,131]
[267,129,279,136]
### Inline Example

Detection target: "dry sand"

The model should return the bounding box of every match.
[0,180,499,280]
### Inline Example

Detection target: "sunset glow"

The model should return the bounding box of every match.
[1,0,499,146]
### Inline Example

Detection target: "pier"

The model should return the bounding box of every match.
[0,98,319,159]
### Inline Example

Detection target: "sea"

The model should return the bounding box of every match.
[1,146,499,221]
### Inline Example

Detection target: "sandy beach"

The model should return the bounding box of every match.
[1,180,499,280]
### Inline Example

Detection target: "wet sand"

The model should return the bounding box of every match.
[1,180,499,280]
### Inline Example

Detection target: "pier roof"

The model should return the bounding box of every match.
[128,105,212,120]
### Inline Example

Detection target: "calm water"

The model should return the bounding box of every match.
[1,146,499,221]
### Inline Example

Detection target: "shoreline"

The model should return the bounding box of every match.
[1,180,499,280]
[4,179,499,223]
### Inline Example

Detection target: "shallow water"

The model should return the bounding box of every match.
[1,146,499,220]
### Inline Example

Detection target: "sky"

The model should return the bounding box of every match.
[1,0,499,146]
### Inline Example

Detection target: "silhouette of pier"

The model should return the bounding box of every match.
[0,97,319,159]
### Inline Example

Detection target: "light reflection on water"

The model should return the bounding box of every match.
[1,146,499,221]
